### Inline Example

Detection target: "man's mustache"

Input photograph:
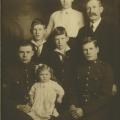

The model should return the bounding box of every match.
[89,13,97,17]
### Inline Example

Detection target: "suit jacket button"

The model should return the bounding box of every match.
[85,98,88,103]
[88,66,91,70]
[86,77,89,80]
[87,72,90,75]
[16,81,20,84]
[26,81,29,84]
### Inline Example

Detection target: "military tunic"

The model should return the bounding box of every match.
[4,62,36,120]
[69,59,113,120]
[6,62,36,105]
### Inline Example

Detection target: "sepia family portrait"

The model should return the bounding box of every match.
[2,0,120,120]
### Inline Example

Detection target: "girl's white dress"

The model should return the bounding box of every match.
[28,80,64,120]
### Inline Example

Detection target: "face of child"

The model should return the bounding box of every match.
[60,0,74,9]
[54,34,69,50]
[86,0,103,23]
[82,42,99,61]
[32,24,46,41]
[38,70,51,83]
[18,45,34,64]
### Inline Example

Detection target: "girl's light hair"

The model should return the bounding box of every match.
[35,64,56,81]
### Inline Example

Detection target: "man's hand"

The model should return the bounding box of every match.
[69,105,84,119]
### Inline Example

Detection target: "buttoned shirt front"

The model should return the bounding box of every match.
[90,18,101,32]
[76,60,101,104]
[47,8,84,38]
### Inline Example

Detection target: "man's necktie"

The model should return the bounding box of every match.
[90,24,94,32]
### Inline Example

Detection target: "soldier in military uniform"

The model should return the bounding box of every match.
[67,37,113,120]
[4,41,36,120]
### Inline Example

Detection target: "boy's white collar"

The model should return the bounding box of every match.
[31,39,46,47]
[54,45,70,54]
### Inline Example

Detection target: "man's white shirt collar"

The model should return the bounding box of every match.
[90,17,101,32]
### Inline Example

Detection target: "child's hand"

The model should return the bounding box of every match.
[24,104,31,113]
[17,104,31,113]
[16,104,25,111]
[56,97,62,104]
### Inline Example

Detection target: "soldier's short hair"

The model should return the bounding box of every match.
[82,36,98,48]
[30,18,46,34]
[17,40,34,51]
[52,26,68,38]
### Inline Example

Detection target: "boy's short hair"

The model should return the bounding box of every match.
[30,18,46,34]
[52,26,68,38]
[17,40,34,51]
[82,36,98,48]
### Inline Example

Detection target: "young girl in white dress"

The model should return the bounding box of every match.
[27,64,65,120]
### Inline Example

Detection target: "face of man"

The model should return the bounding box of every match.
[83,42,99,61]
[32,24,46,41]
[86,0,103,22]
[54,34,69,50]
[60,0,74,9]
[18,45,34,64]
